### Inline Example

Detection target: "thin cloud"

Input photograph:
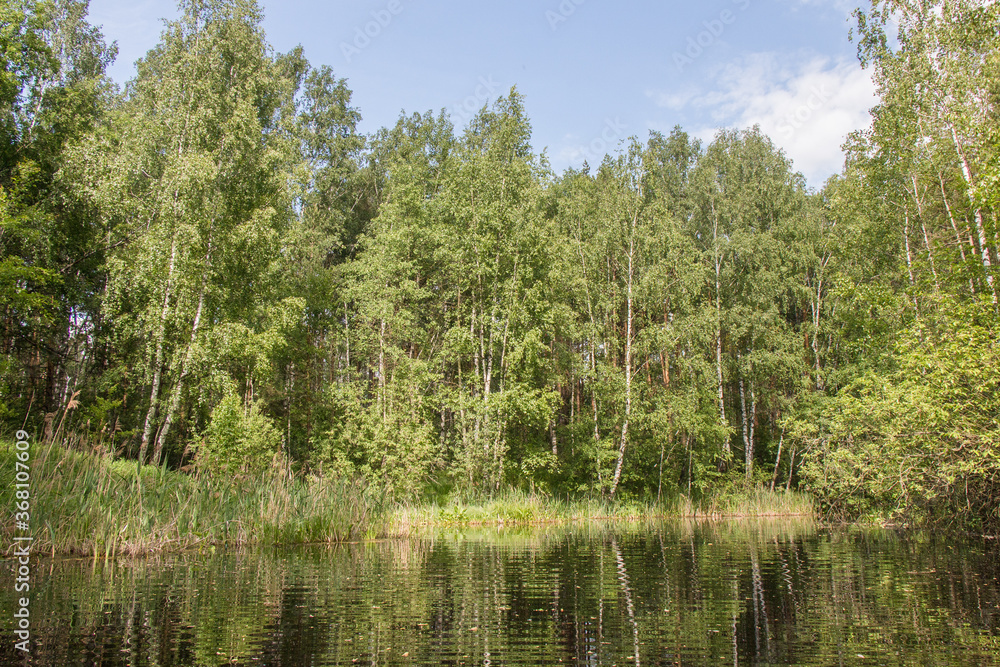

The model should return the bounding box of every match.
[648,89,699,111]
[650,53,876,185]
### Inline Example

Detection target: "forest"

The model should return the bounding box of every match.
[2,0,998,532]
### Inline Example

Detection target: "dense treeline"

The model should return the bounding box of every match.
[1,0,998,528]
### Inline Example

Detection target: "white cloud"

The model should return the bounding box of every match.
[651,53,877,186]
[647,88,699,111]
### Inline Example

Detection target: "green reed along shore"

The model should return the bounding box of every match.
[390,487,816,535]
[0,440,390,558]
[1,440,814,557]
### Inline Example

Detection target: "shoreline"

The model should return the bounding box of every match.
[4,508,821,560]
[0,438,817,557]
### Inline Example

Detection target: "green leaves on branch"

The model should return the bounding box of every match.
[195,393,283,475]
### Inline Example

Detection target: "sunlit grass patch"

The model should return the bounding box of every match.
[390,486,815,535]
[675,487,816,519]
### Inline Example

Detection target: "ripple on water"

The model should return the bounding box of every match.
[1,521,998,665]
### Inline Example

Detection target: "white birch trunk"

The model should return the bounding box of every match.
[139,233,177,464]
[610,215,636,498]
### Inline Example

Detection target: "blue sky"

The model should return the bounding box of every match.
[87,0,876,187]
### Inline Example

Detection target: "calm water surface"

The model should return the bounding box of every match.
[2,520,999,665]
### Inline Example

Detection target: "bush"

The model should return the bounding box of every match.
[194,394,283,474]
[800,299,1000,530]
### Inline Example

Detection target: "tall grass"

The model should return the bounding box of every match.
[1,441,390,557]
[391,486,815,535]
[1,439,815,556]
[666,486,816,519]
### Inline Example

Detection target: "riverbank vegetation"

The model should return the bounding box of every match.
[393,487,815,534]
[2,0,999,537]
[0,439,811,555]
[0,440,389,556]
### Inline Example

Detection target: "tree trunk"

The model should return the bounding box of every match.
[909,175,940,292]
[549,416,558,457]
[378,317,386,420]
[811,281,822,389]
[592,340,602,486]
[573,218,603,484]
[712,202,729,464]
[152,237,211,466]
[152,273,206,466]
[740,375,749,480]
[746,384,755,483]
[951,125,997,303]
[785,445,796,491]
[903,208,920,313]
[770,426,785,492]
[938,172,976,295]
[139,233,177,464]
[739,372,757,483]
[610,217,636,498]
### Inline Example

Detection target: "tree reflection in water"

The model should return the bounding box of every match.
[1,520,998,665]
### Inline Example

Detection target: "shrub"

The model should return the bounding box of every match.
[195,394,283,474]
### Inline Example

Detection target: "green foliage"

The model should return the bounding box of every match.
[802,298,1000,529]
[0,439,389,555]
[0,0,54,166]
[196,394,282,475]
[3,0,998,536]
[789,0,1000,531]
[0,0,117,431]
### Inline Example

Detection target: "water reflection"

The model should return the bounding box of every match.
[2,520,998,665]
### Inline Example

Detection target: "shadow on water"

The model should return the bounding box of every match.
[1,519,998,665]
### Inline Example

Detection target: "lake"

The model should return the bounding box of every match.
[2,520,998,665]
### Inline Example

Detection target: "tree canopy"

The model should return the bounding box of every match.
[2,0,998,530]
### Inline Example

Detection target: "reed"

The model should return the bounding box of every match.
[675,486,816,519]
[1,440,814,556]
[390,486,815,535]
[0,441,390,557]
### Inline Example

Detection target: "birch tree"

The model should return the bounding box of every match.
[84,0,296,464]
